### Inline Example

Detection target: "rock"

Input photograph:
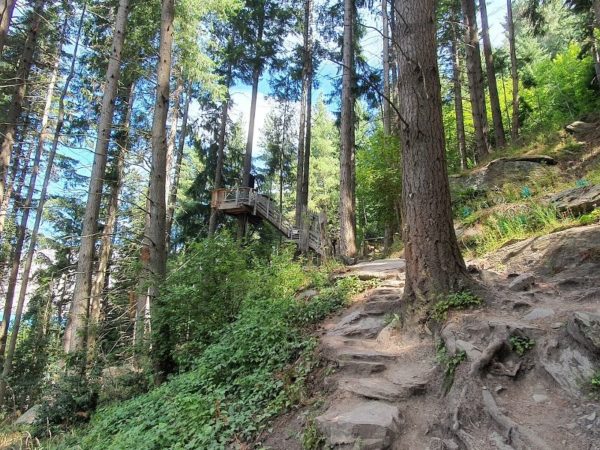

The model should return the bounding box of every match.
[495,385,505,393]
[316,399,401,449]
[339,378,405,402]
[539,340,596,397]
[14,404,41,425]
[549,185,600,216]
[343,259,405,281]
[482,156,558,189]
[523,307,555,321]
[296,289,318,300]
[533,394,549,403]
[331,315,387,339]
[508,273,535,291]
[585,412,597,422]
[567,312,600,354]
[566,121,597,134]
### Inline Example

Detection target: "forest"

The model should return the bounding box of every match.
[0,0,599,448]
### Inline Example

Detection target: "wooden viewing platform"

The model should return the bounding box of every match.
[211,187,323,254]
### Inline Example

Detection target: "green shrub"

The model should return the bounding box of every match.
[432,291,482,322]
[509,336,535,356]
[53,259,361,449]
[591,372,600,391]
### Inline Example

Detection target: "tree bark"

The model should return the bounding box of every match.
[146,0,175,382]
[382,0,391,135]
[395,0,469,305]
[461,0,490,162]
[339,0,357,261]
[479,0,506,148]
[87,83,135,361]
[64,0,130,356]
[0,22,63,403]
[451,20,468,170]
[507,0,519,141]
[0,0,16,56]
[167,83,191,244]
[0,0,44,224]
[209,66,232,236]
[165,77,183,224]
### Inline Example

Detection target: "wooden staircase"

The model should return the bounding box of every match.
[211,188,323,254]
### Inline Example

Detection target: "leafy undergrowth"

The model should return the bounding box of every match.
[46,254,367,449]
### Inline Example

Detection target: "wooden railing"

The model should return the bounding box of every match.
[212,187,322,254]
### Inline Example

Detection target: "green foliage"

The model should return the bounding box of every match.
[579,208,600,226]
[436,341,467,394]
[591,372,600,391]
[56,253,361,449]
[509,336,535,356]
[302,417,326,450]
[156,234,252,369]
[432,291,482,322]
[521,43,600,132]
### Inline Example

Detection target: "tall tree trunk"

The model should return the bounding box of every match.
[339,0,357,261]
[395,0,468,306]
[64,0,130,356]
[87,83,135,361]
[480,0,506,148]
[451,21,468,170]
[0,0,16,56]
[295,0,313,226]
[6,2,86,379]
[382,0,391,135]
[0,0,44,222]
[461,0,490,162]
[165,77,183,220]
[146,0,174,383]
[507,0,519,141]
[167,83,191,243]
[209,68,232,236]
[239,16,265,238]
[0,27,62,403]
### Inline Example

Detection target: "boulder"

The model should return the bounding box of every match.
[566,121,597,134]
[567,312,600,354]
[482,156,557,189]
[508,273,535,291]
[316,398,401,449]
[549,185,600,216]
[14,404,41,425]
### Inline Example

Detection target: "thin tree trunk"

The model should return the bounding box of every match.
[382,0,391,135]
[167,83,191,244]
[480,0,506,148]
[209,68,232,236]
[339,0,357,261]
[0,25,62,403]
[507,0,519,141]
[239,15,265,239]
[451,21,468,170]
[64,0,130,356]
[87,83,135,361]
[0,0,16,56]
[461,0,490,162]
[395,0,469,306]
[0,0,44,221]
[7,2,86,378]
[301,6,314,219]
[146,0,175,383]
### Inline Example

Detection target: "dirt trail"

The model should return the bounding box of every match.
[259,224,600,450]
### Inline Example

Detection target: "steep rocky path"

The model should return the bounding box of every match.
[259,225,600,450]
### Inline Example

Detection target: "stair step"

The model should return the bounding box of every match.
[316,398,401,449]
[336,359,387,375]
